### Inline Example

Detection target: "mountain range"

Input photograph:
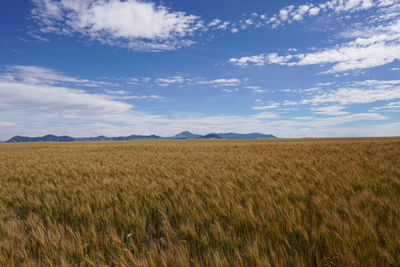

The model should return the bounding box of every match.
[5,132,277,143]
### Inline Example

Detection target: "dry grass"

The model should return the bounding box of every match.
[0,138,399,266]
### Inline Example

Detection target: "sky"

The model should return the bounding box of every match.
[0,0,400,140]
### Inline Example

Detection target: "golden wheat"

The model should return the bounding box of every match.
[0,138,399,266]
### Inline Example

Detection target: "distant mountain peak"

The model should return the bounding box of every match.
[198,133,222,139]
[171,131,201,139]
[6,134,162,143]
[5,132,277,143]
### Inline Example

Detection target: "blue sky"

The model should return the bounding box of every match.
[0,0,400,140]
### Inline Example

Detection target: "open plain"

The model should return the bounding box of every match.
[0,138,399,266]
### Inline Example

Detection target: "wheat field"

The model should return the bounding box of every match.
[0,138,399,266]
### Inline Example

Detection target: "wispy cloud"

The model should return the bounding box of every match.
[195,78,241,87]
[311,105,350,116]
[155,76,185,87]
[0,66,132,118]
[0,121,16,127]
[244,86,270,93]
[117,95,164,100]
[369,101,400,112]
[222,88,239,93]
[276,79,400,109]
[252,103,280,110]
[304,85,400,105]
[264,0,378,29]
[104,90,129,95]
[208,19,221,27]
[122,75,243,88]
[104,90,164,100]
[0,65,109,87]
[229,1,400,73]
[0,82,132,117]
[229,55,266,66]
[223,0,393,34]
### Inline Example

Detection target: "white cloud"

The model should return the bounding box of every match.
[309,7,321,16]
[229,55,266,67]
[251,112,280,119]
[297,43,400,73]
[230,18,400,73]
[245,86,261,90]
[0,65,133,119]
[281,89,296,93]
[369,101,400,112]
[0,81,132,116]
[279,7,291,21]
[208,19,221,27]
[217,0,385,33]
[318,122,400,137]
[303,113,387,127]
[252,103,280,110]
[245,86,270,93]
[245,19,254,25]
[124,76,243,88]
[271,80,399,117]
[230,41,400,72]
[32,0,63,19]
[229,0,400,73]
[267,53,294,64]
[105,90,129,95]
[283,100,299,106]
[271,0,389,27]
[196,78,241,87]
[28,32,51,42]
[292,4,312,21]
[301,87,321,93]
[155,76,185,86]
[127,78,140,84]
[279,79,400,120]
[117,95,164,100]
[0,65,107,87]
[104,90,163,100]
[234,1,400,38]
[353,79,400,86]
[222,88,239,93]
[0,121,16,127]
[316,82,335,86]
[217,21,230,30]
[31,0,203,51]
[311,105,350,116]
[304,86,400,105]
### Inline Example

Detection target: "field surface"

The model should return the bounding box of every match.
[0,138,399,266]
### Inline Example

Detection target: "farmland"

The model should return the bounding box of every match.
[0,138,399,266]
